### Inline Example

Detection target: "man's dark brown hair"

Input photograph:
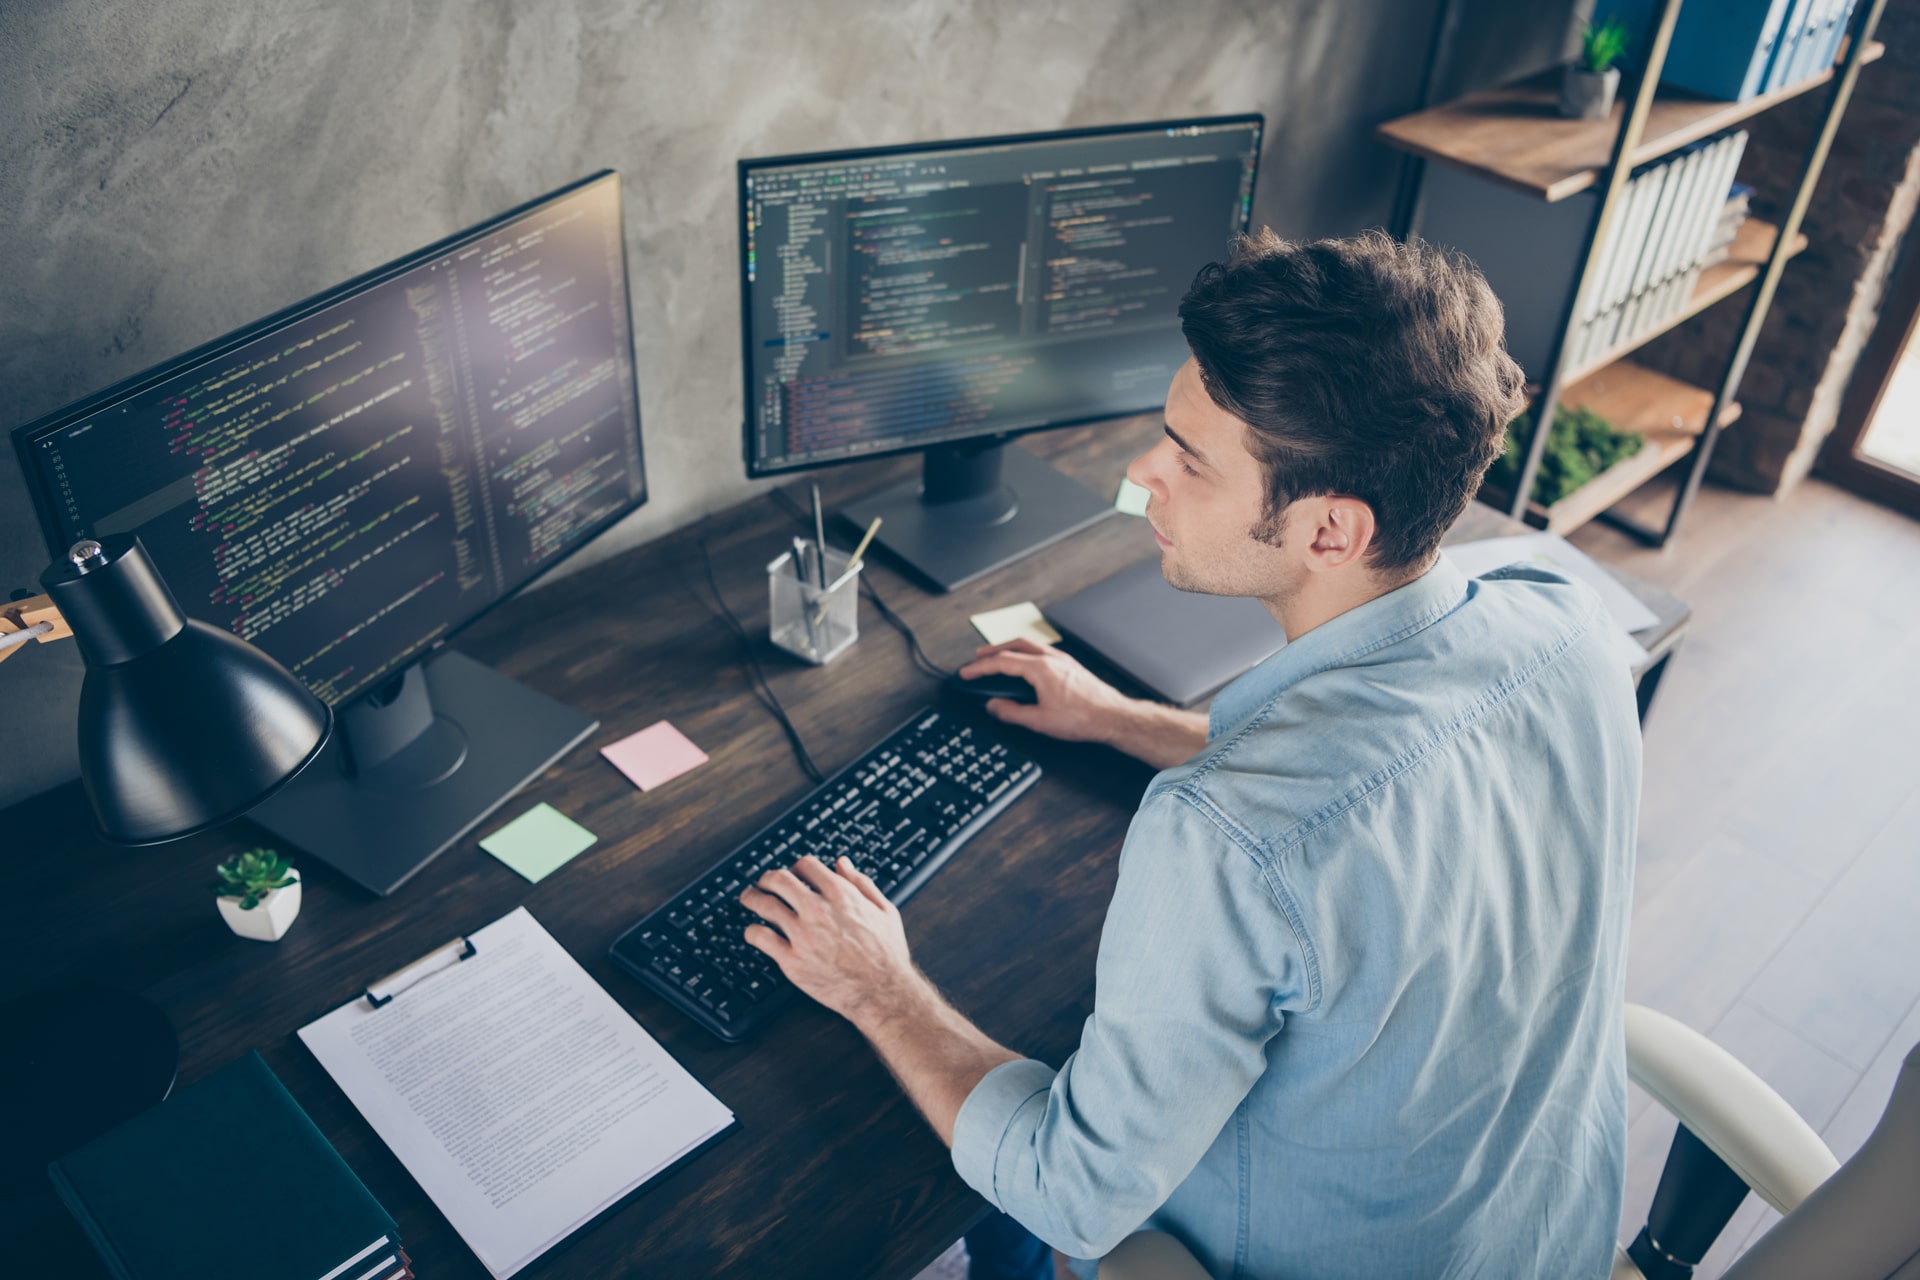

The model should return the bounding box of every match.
[1178,228,1528,575]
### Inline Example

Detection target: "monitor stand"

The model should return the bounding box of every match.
[840,440,1114,592]
[247,650,597,896]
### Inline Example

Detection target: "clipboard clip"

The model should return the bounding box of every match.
[364,936,478,1008]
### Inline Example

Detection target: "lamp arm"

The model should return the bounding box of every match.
[0,594,72,664]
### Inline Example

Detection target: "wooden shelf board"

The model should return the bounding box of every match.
[1564,217,1808,383]
[1487,360,1741,533]
[1377,42,1885,203]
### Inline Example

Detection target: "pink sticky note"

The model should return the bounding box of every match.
[602,720,709,791]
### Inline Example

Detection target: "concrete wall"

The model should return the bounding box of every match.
[0,0,1575,809]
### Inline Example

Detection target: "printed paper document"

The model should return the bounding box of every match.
[300,907,733,1278]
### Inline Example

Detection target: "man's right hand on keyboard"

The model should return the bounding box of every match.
[959,638,1209,771]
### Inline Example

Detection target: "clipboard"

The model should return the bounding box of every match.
[299,908,736,1279]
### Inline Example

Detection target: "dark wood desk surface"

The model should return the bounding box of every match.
[0,414,1688,1279]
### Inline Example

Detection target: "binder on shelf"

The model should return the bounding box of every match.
[1790,0,1839,83]
[1664,145,1710,284]
[1822,0,1862,70]
[1765,0,1816,92]
[1606,166,1664,316]
[1610,0,1794,102]
[1664,139,1714,290]
[299,907,736,1280]
[1679,139,1728,276]
[1630,158,1682,302]
[1700,135,1752,268]
[1743,0,1800,97]
[46,1053,401,1280]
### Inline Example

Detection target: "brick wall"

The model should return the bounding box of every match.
[1631,0,1920,494]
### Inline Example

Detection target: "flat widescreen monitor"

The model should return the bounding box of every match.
[739,115,1263,589]
[13,170,646,894]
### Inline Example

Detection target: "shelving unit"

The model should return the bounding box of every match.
[1378,2,1888,546]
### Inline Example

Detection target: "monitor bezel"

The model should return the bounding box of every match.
[736,113,1264,480]
[10,170,647,691]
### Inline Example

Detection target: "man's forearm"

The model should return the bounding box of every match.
[851,971,1021,1145]
[1099,699,1210,770]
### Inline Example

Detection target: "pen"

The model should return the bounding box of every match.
[825,516,882,592]
[791,536,821,653]
[811,484,828,588]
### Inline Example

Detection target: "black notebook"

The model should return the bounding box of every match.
[47,1051,400,1280]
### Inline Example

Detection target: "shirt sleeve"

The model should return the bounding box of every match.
[949,789,1310,1259]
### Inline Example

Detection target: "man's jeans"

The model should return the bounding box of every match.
[965,1211,1053,1280]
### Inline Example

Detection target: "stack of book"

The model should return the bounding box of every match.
[1565,130,1750,372]
[47,1052,411,1280]
[1602,0,1860,102]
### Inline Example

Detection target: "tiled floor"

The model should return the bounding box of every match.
[914,475,1920,1280]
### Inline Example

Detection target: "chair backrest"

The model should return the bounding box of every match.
[1722,1041,1920,1279]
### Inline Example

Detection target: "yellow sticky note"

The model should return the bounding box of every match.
[1114,477,1151,516]
[970,601,1061,647]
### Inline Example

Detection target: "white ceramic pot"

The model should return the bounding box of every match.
[217,877,302,941]
[1560,65,1620,120]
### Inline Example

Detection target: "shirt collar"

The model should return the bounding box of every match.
[1208,555,1471,740]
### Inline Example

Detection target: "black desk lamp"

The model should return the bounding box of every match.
[0,533,331,1197]
[10,534,331,842]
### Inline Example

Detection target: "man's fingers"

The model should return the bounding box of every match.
[757,865,813,914]
[959,648,1046,681]
[743,923,791,960]
[957,653,1016,680]
[740,884,798,924]
[986,697,1043,727]
[838,856,892,911]
[965,637,1052,665]
[791,854,854,902]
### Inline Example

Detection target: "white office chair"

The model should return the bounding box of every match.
[1098,1003,1920,1280]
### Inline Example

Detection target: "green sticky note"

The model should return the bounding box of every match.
[481,803,598,883]
[1114,477,1151,516]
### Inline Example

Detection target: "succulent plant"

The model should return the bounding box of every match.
[1582,17,1632,75]
[210,848,298,910]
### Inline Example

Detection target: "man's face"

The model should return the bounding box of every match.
[1125,357,1303,601]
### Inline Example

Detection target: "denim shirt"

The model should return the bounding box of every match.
[951,557,1641,1280]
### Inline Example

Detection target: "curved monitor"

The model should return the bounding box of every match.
[737,117,1262,590]
[13,170,646,709]
[739,115,1263,478]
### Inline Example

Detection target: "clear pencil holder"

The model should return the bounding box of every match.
[767,544,859,665]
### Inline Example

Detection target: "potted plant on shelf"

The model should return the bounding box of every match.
[212,848,303,941]
[1562,16,1630,120]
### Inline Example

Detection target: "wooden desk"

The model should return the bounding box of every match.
[0,414,1687,1278]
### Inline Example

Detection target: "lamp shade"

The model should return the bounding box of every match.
[40,535,331,845]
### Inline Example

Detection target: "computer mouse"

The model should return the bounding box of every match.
[944,671,1039,705]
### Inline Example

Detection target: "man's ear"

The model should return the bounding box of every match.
[1302,496,1377,573]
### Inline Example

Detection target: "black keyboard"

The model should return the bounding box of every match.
[609,707,1039,1042]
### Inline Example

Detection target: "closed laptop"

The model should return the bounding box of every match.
[1048,557,1287,708]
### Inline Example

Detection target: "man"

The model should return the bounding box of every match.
[740,230,1641,1279]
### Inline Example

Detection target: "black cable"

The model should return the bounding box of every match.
[859,575,951,678]
[686,532,825,784]
[768,487,952,679]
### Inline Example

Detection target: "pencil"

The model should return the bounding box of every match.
[825,516,881,593]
